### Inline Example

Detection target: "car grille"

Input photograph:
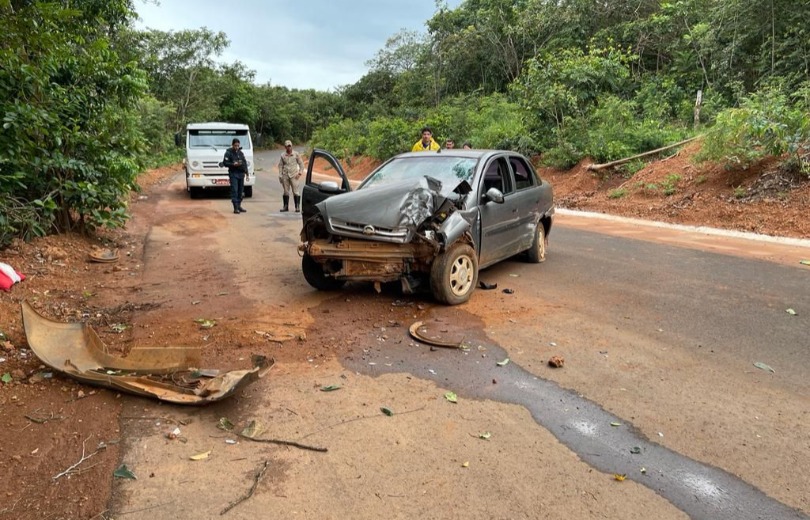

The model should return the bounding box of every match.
[329,219,410,243]
[202,161,223,169]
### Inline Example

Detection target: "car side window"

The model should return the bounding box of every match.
[481,157,513,198]
[510,157,535,190]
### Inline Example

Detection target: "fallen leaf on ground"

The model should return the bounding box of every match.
[800,260,810,266]
[241,420,264,439]
[610,422,622,427]
[189,450,211,461]
[217,417,235,431]
[444,391,458,403]
[380,407,394,416]
[114,464,137,479]
[462,461,470,468]
[320,384,341,392]
[478,432,491,440]
[193,318,216,328]
[630,446,641,454]
[1,373,11,383]
[753,362,775,373]
[548,356,565,368]
[613,473,627,481]
[785,308,797,315]
[496,358,510,366]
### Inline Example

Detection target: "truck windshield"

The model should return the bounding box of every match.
[188,130,251,149]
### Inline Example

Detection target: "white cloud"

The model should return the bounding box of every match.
[134,0,459,91]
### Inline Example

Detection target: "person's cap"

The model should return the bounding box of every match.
[284,140,293,147]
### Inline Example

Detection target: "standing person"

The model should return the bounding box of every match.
[222,138,248,214]
[411,126,440,152]
[445,139,455,149]
[278,140,305,212]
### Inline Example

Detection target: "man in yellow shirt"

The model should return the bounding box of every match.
[412,126,440,152]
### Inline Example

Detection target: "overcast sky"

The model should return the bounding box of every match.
[134,0,460,92]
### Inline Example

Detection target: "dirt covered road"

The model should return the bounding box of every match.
[0,147,808,519]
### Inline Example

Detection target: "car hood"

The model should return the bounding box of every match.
[316,176,449,242]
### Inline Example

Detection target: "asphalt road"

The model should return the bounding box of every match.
[114,149,809,519]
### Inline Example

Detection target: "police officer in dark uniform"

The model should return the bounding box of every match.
[222,138,248,214]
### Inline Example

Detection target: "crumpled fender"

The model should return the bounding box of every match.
[437,210,472,247]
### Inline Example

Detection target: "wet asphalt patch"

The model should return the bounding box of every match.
[340,311,806,520]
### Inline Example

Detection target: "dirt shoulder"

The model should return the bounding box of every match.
[542,142,810,239]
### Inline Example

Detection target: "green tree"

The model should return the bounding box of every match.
[128,28,230,130]
[1,0,147,245]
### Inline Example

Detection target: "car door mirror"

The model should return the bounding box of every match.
[319,180,341,193]
[485,187,505,203]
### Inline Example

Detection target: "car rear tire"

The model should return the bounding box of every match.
[526,222,546,263]
[430,243,478,305]
[244,186,253,198]
[302,254,345,291]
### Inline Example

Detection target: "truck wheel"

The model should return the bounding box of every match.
[430,243,478,305]
[189,187,202,199]
[244,186,253,198]
[302,254,345,291]
[526,222,546,263]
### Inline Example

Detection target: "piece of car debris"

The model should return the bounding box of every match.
[21,300,273,405]
[479,281,497,290]
[548,355,565,368]
[408,320,463,349]
[88,248,119,263]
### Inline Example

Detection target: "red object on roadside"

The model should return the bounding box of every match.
[0,262,25,291]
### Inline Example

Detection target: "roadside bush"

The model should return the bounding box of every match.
[137,96,182,168]
[311,119,370,159]
[366,118,413,160]
[698,83,810,173]
[0,1,147,244]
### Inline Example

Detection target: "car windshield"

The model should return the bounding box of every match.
[188,130,251,149]
[361,156,477,190]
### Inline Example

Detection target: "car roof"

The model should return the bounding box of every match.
[396,149,518,160]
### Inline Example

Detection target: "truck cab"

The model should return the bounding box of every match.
[183,122,255,198]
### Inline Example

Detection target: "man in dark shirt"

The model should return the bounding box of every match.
[222,138,248,214]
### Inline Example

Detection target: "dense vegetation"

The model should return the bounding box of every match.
[1,0,809,247]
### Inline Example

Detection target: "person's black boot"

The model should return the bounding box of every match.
[294,195,300,213]
[280,195,289,212]
[232,202,240,214]
[238,203,247,213]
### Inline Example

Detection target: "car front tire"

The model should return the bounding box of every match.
[430,243,478,305]
[302,254,346,291]
[526,222,546,263]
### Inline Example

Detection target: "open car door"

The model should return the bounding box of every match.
[302,149,351,222]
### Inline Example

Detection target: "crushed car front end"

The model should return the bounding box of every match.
[299,176,473,293]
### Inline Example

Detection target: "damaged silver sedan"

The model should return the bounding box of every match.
[299,149,554,305]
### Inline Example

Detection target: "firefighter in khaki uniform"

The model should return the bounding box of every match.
[277,140,305,212]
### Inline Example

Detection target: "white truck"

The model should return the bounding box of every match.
[182,122,255,198]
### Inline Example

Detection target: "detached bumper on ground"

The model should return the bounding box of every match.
[21,300,272,405]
